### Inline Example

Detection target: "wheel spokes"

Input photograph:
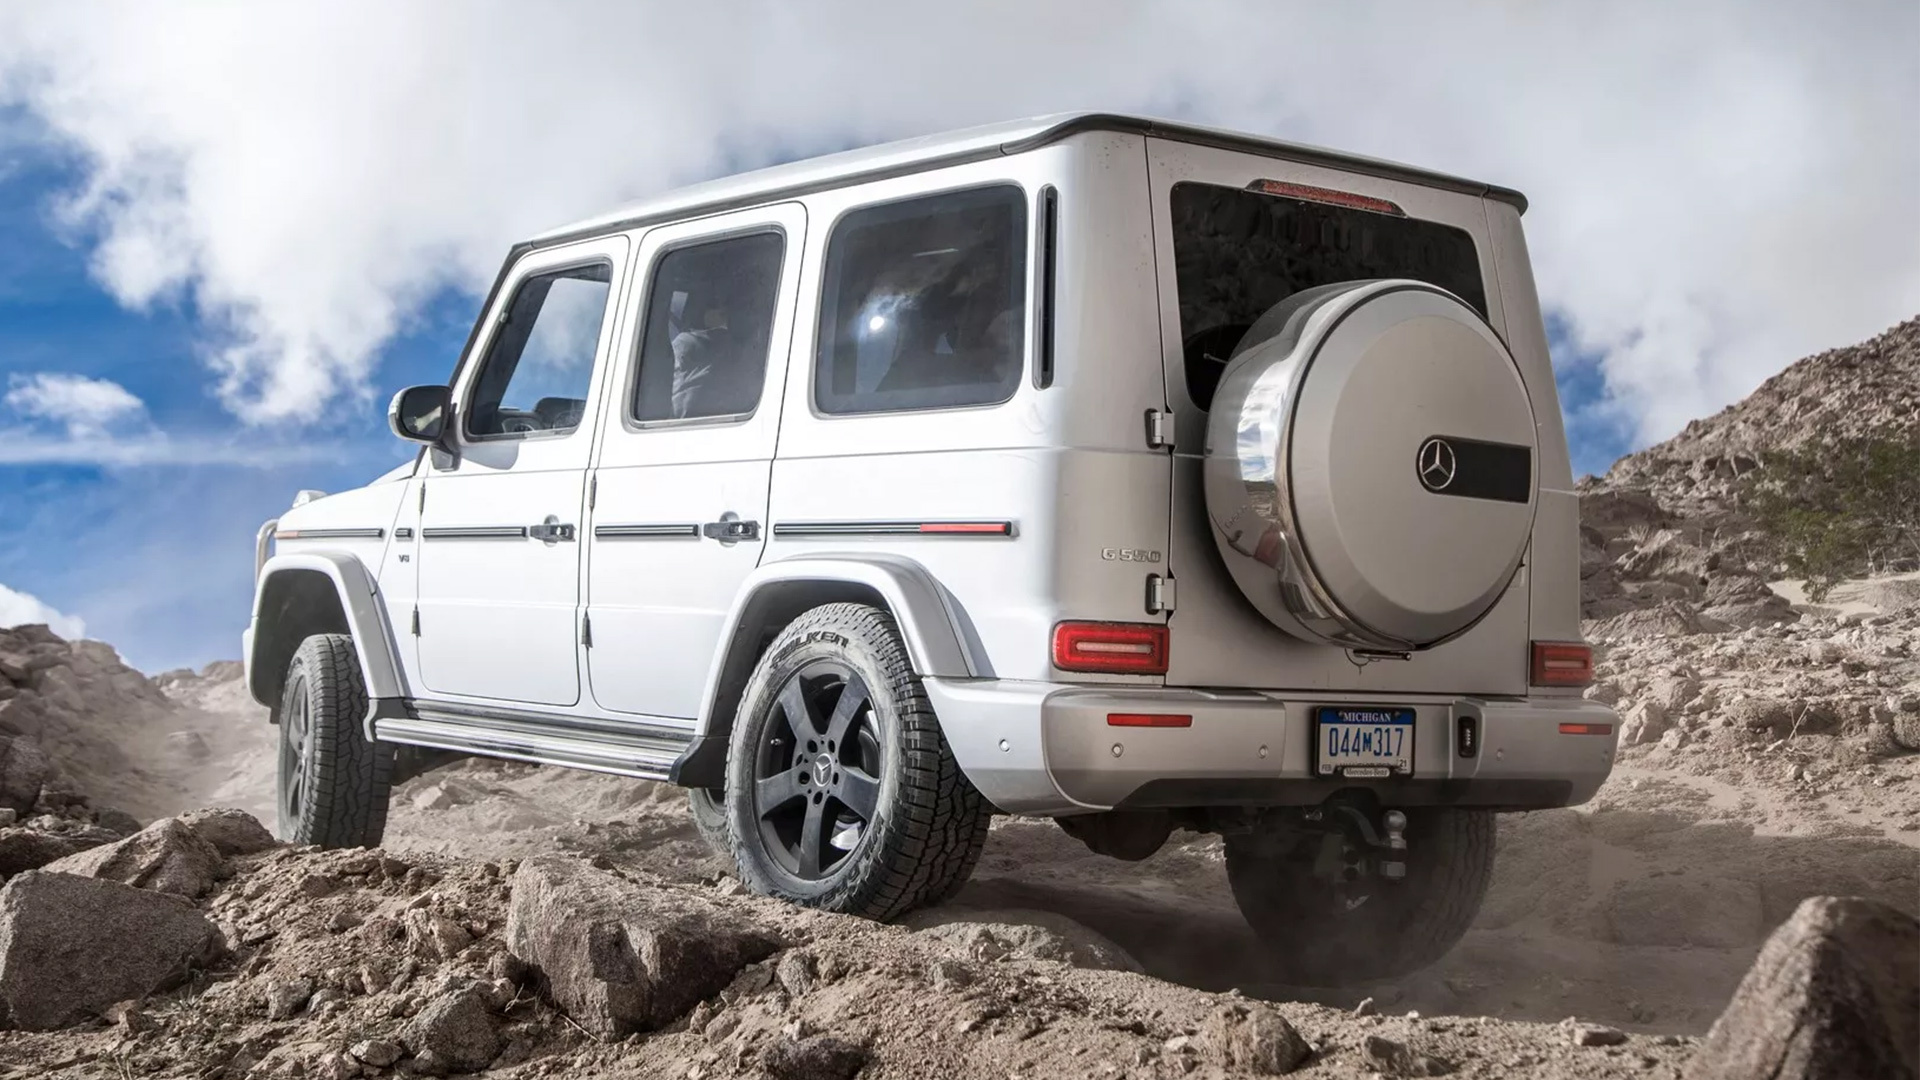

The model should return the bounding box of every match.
[824,674,868,746]
[777,676,817,741]
[836,765,880,822]
[755,770,805,817]
[797,795,827,877]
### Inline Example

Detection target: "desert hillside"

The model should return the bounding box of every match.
[0,319,1917,1079]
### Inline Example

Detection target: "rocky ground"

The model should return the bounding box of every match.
[0,318,1916,1078]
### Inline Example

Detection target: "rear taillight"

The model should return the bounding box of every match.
[1530,641,1593,687]
[1052,621,1170,675]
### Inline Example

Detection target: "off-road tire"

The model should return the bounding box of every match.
[1224,807,1495,986]
[275,634,393,848]
[688,787,732,860]
[725,603,990,920]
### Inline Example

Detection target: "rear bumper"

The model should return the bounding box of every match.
[924,678,1617,816]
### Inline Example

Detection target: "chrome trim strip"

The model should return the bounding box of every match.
[593,523,701,540]
[395,527,415,540]
[374,705,696,782]
[421,526,528,540]
[273,527,385,541]
[772,520,1017,539]
[409,700,695,743]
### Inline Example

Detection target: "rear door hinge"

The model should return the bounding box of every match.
[1145,409,1175,450]
[1146,574,1177,614]
[581,612,593,648]
[410,607,421,636]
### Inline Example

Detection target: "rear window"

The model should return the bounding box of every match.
[1170,181,1487,410]
[814,185,1026,415]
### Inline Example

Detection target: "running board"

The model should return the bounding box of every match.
[373,702,695,781]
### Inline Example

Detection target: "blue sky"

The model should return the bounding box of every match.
[0,130,453,670]
[0,3,1911,673]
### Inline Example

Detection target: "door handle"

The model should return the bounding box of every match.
[529,516,576,543]
[701,517,760,544]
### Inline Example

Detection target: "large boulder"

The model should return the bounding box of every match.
[43,818,224,898]
[505,855,782,1038]
[1684,896,1918,1080]
[176,808,278,859]
[0,828,90,879]
[0,737,51,815]
[0,870,225,1029]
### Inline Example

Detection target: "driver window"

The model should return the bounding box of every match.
[465,263,612,439]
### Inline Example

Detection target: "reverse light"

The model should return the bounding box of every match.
[1530,641,1594,688]
[1107,713,1192,728]
[1247,179,1406,217]
[1052,621,1170,675]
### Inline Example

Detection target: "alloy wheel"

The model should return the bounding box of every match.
[751,659,883,880]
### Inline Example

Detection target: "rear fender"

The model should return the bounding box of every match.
[671,554,988,786]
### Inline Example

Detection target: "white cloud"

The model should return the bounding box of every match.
[4,372,145,437]
[0,429,334,467]
[0,1,1914,449]
[0,581,85,639]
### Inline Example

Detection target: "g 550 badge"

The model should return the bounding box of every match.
[1101,548,1163,563]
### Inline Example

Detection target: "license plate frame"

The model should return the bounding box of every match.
[1312,705,1416,779]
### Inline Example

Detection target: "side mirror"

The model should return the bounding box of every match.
[388,385,451,444]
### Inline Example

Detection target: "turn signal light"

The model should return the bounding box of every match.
[1531,641,1594,687]
[1052,621,1170,675]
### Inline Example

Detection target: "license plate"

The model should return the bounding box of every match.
[1313,706,1415,778]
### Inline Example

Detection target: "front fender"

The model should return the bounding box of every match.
[245,551,406,708]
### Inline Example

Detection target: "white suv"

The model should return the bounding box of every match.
[245,113,1616,985]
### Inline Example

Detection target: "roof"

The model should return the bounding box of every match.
[528,112,1525,247]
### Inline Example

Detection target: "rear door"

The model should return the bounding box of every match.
[1143,139,1528,696]
[584,203,804,719]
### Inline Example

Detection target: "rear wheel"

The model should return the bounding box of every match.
[725,603,990,920]
[1224,807,1495,986]
[275,634,393,848]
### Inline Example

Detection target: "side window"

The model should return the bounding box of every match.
[815,185,1026,415]
[633,231,785,423]
[465,263,611,439]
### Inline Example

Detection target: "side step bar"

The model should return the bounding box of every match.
[372,702,695,782]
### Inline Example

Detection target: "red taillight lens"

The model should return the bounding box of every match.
[1247,178,1406,216]
[1558,723,1613,736]
[1107,713,1192,728]
[1052,621,1169,675]
[1531,641,1593,687]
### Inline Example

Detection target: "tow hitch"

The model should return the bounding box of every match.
[1304,803,1408,883]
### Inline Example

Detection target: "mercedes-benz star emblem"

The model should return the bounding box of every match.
[1418,437,1457,492]
[812,753,834,787]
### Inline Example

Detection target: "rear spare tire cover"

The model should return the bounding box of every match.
[1203,280,1537,651]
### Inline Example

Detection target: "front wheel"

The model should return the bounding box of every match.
[725,603,990,920]
[1225,807,1495,986]
[276,634,393,847]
